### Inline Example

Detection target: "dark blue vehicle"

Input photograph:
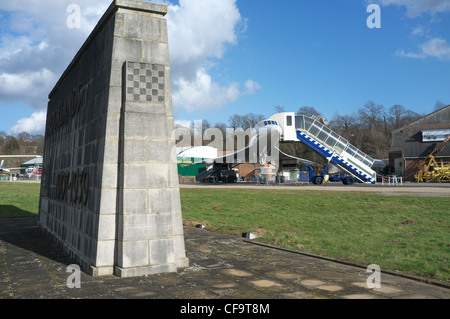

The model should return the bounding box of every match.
[301,163,356,185]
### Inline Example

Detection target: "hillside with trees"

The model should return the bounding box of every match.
[0,131,44,168]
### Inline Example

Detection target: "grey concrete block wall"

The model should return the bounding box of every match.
[38,0,188,277]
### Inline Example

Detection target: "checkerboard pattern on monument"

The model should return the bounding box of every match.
[125,62,165,103]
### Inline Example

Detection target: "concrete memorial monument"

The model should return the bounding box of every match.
[38,0,189,277]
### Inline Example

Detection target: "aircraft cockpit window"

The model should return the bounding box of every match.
[264,121,268,126]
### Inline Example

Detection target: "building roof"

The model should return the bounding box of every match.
[21,157,43,166]
[406,104,450,127]
[390,105,450,158]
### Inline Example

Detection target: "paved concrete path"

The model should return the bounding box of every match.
[1,217,449,301]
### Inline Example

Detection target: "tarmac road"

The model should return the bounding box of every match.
[180,182,450,197]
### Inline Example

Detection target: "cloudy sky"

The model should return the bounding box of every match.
[0,0,449,135]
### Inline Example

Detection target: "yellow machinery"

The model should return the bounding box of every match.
[415,136,450,183]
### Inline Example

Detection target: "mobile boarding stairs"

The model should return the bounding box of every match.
[270,112,377,184]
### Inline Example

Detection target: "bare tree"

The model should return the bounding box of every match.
[228,113,265,131]
[358,101,385,129]
[387,104,422,129]
[388,104,407,129]
[274,105,285,113]
[17,132,33,141]
[245,113,266,129]
[228,114,241,130]
[296,106,321,118]
[434,100,446,111]
[329,112,357,134]
[402,110,422,124]
[296,106,326,124]
[213,122,227,134]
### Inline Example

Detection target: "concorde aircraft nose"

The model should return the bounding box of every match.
[265,124,282,141]
[273,125,282,137]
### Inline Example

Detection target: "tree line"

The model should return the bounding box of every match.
[176,101,423,162]
[326,102,422,160]
[2,100,424,167]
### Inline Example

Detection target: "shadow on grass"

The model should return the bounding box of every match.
[0,205,37,218]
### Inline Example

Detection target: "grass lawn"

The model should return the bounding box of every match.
[0,182,41,217]
[1,182,448,283]
[180,188,450,284]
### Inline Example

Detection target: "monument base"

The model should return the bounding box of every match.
[175,258,190,269]
[114,264,176,278]
[89,266,115,277]
[114,255,189,278]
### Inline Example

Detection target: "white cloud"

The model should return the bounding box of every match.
[165,0,252,112]
[395,49,425,59]
[10,110,47,135]
[1,0,109,37]
[0,69,58,107]
[0,0,111,135]
[173,68,240,112]
[172,73,260,113]
[244,80,262,95]
[420,38,450,59]
[377,0,450,17]
[411,26,425,36]
[0,0,111,112]
[166,0,241,70]
[396,38,450,60]
[1,0,256,134]
[380,1,450,61]
[0,36,31,61]
[174,120,192,129]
